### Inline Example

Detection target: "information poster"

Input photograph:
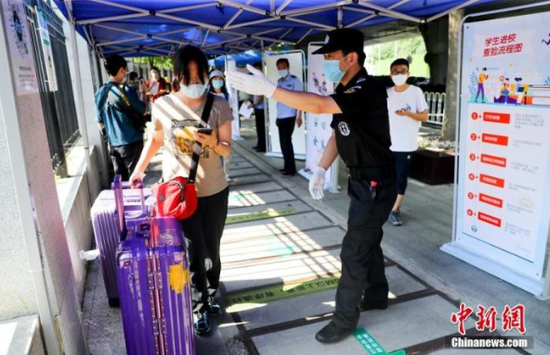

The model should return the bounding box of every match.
[444,11,550,296]
[300,44,335,189]
[226,59,241,140]
[36,0,57,91]
[1,0,39,95]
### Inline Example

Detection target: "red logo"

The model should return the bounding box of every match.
[467,209,474,216]
[469,154,476,161]
[469,173,476,181]
[468,192,475,200]
[471,133,477,141]
[451,303,526,336]
[472,112,479,120]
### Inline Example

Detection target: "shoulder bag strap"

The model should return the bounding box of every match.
[188,93,214,183]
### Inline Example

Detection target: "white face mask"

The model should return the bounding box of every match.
[391,74,408,86]
[180,83,208,99]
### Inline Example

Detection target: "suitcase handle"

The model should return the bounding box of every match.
[113,175,146,241]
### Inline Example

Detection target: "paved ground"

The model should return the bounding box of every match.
[82,118,550,355]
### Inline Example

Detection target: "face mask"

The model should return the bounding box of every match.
[151,73,159,79]
[128,82,139,89]
[212,79,224,90]
[278,69,289,78]
[323,55,350,83]
[391,74,408,86]
[180,83,208,99]
[121,74,128,84]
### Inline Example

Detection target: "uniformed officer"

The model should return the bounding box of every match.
[227,28,396,344]
[275,58,303,176]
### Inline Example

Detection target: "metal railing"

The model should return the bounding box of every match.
[424,91,446,126]
[26,1,80,177]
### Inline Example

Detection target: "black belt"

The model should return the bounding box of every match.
[347,166,394,180]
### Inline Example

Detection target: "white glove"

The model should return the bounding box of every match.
[226,64,277,98]
[309,166,326,200]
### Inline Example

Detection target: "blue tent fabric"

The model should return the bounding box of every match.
[209,50,262,67]
[53,0,499,57]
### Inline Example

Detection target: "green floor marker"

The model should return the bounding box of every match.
[225,207,298,225]
[224,276,340,313]
[354,328,405,355]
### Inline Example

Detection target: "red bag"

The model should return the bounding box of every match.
[151,177,198,220]
[151,93,214,220]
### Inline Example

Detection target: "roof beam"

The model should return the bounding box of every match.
[297,28,314,44]
[427,0,480,22]
[280,1,351,17]
[223,0,254,29]
[224,16,280,30]
[357,0,421,23]
[77,13,147,26]
[86,0,148,14]
[217,0,268,16]
[97,36,148,47]
[276,0,293,15]
[346,0,411,28]
[155,12,220,31]
[278,28,293,41]
[285,17,336,31]
[160,3,217,14]
[202,29,210,47]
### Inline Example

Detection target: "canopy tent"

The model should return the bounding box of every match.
[54,0,500,58]
[209,49,262,67]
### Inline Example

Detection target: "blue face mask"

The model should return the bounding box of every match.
[212,79,224,90]
[323,56,350,83]
[180,83,208,99]
[278,69,289,78]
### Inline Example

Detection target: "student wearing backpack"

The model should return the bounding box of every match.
[95,55,146,181]
[129,45,232,336]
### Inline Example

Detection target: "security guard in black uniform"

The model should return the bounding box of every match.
[227,28,397,344]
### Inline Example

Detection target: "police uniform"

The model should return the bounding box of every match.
[330,67,397,332]
[276,74,303,174]
[313,28,397,340]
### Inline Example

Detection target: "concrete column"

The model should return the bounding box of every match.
[442,10,465,141]
[419,16,449,85]
[0,1,87,354]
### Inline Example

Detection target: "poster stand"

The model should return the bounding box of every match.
[442,1,550,300]
[262,50,306,160]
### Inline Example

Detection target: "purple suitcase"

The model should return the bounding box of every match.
[91,179,155,306]
[114,177,195,355]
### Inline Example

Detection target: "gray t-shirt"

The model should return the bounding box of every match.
[153,94,232,197]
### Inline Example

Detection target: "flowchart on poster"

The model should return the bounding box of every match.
[444,10,550,295]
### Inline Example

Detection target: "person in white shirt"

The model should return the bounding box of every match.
[386,58,428,226]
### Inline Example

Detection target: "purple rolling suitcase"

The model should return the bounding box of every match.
[113,176,195,355]
[91,179,155,306]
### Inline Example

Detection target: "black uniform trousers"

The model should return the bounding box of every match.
[180,187,229,313]
[276,117,297,174]
[332,174,397,331]
[254,108,266,151]
[109,140,144,181]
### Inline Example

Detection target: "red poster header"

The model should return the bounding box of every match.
[481,154,507,168]
[482,133,509,146]
[480,174,505,188]
[479,193,504,208]
[483,112,511,124]
[478,212,502,227]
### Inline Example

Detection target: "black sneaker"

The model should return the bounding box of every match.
[206,296,222,316]
[193,311,211,336]
[388,210,403,226]
[358,299,388,312]
[315,322,353,344]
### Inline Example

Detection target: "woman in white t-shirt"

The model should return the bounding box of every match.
[130,45,232,336]
[386,58,428,226]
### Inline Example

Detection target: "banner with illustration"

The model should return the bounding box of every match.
[443,11,550,297]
